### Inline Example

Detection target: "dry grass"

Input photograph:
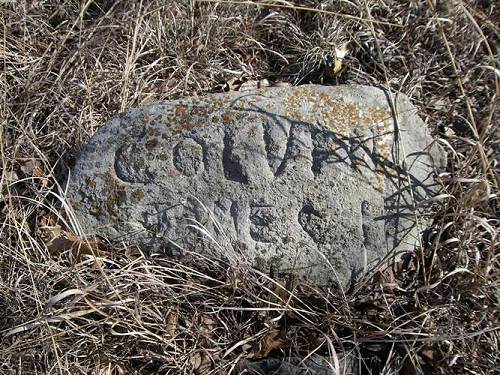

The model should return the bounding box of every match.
[1,0,499,374]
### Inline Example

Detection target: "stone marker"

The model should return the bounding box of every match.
[68,85,444,287]
[236,353,357,375]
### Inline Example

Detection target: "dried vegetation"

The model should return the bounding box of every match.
[1,0,499,374]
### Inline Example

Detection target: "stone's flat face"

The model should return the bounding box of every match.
[68,85,444,286]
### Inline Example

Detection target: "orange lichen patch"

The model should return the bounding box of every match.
[281,86,394,140]
[105,190,126,218]
[345,103,359,121]
[377,142,391,159]
[89,203,103,218]
[85,176,96,188]
[375,173,385,193]
[174,105,188,117]
[132,189,145,200]
[104,175,116,189]
[171,105,193,133]
[222,112,233,125]
[382,166,400,179]
[167,102,219,134]
[366,107,391,125]
[373,119,393,160]
[104,174,127,218]
[161,89,398,178]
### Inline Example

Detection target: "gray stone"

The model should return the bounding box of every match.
[235,353,358,374]
[235,354,354,375]
[67,85,444,287]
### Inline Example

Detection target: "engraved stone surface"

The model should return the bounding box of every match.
[68,85,445,287]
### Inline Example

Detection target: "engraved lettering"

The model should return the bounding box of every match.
[222,127,248,183]
[262,120,291,176]
[263,122,314,178]
[249,205,277,243]
[298,203,328,244]
[115,143,156,183]
[173,138,204,176]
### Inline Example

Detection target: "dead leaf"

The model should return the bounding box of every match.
[258,329,288,358]
[190,352,202,370]
[201,315,216,332]
[269,280,289,306]
[45,226,102,263]
[462,181,489,208]
[21,159,44,177]
[40,212,56,227]
[331,42,349,75]
[165,309,178,337]
[39,213,58,241]
[375,267,399,293]
[445,127,456,137]
[190,351,212,375]
[421,349,434,361]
